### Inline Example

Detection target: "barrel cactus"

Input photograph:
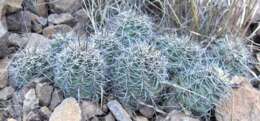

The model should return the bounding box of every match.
[110,42,169,110]
[108,11,153,46]
[8,49,53,88]
[207,36,253,76]
[53,39,106,100]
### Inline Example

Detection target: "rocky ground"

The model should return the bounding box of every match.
[1,0,260,121]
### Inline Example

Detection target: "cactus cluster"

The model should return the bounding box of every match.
[9,11,253,117]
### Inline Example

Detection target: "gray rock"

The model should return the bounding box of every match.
[24,111,41,121]
[42,24,72,38]
[39,106,52,119]
[6,11,32,32]
[21,33,52,52]
[80,101,104,120]
[104,113,115,121]
[139,105,155,119]
[23,0,48,17]
[48,0,82,13]
[36,82,53,106]
[23,89,39,114]
[0,17,7,39]
[0,0,23,38]
[107,100,132,121]
[49,89,64,111]
[7,118,17,121]
[252,1,260,22]
[48,13,74,25]
[163,110,199,121]
[74,9,89,23]
[6,91,23,120]
[0,57,10,88]
[135,116,149,121]
[0,86,14,100]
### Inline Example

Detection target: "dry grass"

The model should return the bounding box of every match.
[81,0,257,40]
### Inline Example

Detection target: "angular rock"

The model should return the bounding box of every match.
[39,106,52,119]
[36,82,53,106]
[42,24,72,38]
[0,2,7,39]
[107,100,132,121]
[6,91,23,119]
[7,33,50,51]
[6,11,32,32]
[104,113,115,121]
[23,0,48,17]
[7,118,17,121]
[24,111,41,121]
[49,89,64,111]
[0,0,23,14]
[139,105,155,119]
[48,0,82,13]
[135,116,149,121]
[0,86,15,100]
[23,89,39,114]
[252,1,260,22]
[30,13,45,33]
[163,110,199,121]
[154,115,164,121]
[7,33,26,48]
[0,57,10,88]
[5,0,23,13]
[49,97,82,121]
[48,13,74,25]
[80,101,104,120]
[216,77,260,121]
[0,18,7,39]
[74,9,89,23]
[21,33,52,52]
